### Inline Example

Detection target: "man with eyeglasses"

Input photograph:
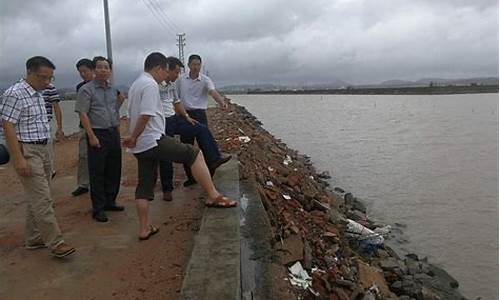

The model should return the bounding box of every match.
[0,56,76,258]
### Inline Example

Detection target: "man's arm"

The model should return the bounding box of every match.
[2,120,30,176]
[117,90,126,107]
[79,112,100,148]
[122,115,150,148]
[52,102,64,140]
[174,102,197,125]
[208,89,227,109]
[75,87,99,147]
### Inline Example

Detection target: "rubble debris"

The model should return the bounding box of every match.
[208,103,467,300]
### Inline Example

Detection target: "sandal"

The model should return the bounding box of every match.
[138,225,159,241]
[205,195,237,208]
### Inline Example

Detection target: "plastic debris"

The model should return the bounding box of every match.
[267,166,275,172]
[266,181,274,187]
[238,136,251,143]
[288,261,312,289]
[346,219,384,245]
[373,225,392,237]
[283,155,292,166]
[282,194,291,200]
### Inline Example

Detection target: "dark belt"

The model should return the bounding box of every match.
[20,139,48,145]
[93,127,118,132]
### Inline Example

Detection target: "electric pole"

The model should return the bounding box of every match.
[103,0,114,83]
[177,33,186,66]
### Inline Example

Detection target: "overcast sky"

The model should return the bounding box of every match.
[0,0,498,88]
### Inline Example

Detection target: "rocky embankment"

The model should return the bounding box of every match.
[208,103,467,300]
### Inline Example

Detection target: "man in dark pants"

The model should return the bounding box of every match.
[71,58,94,197]
[158,57,230,201]
[75,56,124,222]
[176,54,229,186]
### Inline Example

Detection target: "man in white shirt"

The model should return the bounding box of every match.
[158,57,231,201]
[176,54,229,186]
[123,52,236,241]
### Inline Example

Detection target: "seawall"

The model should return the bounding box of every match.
[208,102,468,299]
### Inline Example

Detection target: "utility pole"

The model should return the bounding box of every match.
[176,33,186,66]
[103,0,114,83]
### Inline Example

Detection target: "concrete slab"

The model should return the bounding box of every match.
[180,158,241,300]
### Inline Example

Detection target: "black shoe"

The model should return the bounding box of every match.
[183,178,197,187]
[209,155,232,176]
[92,211,108,222]
[104,205,125,211]
[71,187,89,197]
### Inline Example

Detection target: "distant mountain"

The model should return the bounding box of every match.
[378,77,498,88]
[221,79,350,93]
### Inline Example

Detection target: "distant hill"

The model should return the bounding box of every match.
[378,77,498,88]
[220,79,350,93]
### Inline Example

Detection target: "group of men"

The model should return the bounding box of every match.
[0,52,236,258]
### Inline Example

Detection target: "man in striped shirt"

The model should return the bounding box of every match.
[42,83,64,178]
[0,56,75,258]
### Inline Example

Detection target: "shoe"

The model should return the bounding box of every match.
[92,211,108,222]
[138,225,159,241]
[71,187,89,197]
[103,205,125,211]
[183,178,197,187]
[209,155,232,176]
[163,192,173,201]
[51,242,76,258]
[25,242,47,250]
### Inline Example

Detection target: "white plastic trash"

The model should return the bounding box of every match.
[288,261,312,289]
[283,155,292,166]
[238,136,251,143]
[346,219,384,245]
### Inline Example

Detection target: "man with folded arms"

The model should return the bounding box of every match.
[75,56,124,223]
[0,56,75,258]
[158,56,231,201]
[123,52,236,241]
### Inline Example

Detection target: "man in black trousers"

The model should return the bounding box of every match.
[75,56,124,222]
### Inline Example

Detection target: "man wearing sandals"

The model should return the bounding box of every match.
[0,56,75,258]
[123,52,237,240]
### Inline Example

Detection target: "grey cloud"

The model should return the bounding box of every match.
[0,0,497,89]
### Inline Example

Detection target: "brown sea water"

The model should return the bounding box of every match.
[230,94,498,299]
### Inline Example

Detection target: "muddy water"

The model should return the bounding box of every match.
[231,93,498,299]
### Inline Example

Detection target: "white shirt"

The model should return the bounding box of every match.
[127,72,165,154]
[159,80,180,118]
[176,72,215,110]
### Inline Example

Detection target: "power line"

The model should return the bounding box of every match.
[140,0,176,35]
[148,0,181,33]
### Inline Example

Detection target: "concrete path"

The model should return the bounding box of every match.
[180,158,241,300]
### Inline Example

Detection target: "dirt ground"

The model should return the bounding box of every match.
[0,129,207,299]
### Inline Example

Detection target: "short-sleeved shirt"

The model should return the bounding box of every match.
[176,72,215,110]
[0,79,50,142]
[127,72,165,154]
[76,80,90,92]
[159,80,180,118]
[75,80,120,129]
[42,83,60,121]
